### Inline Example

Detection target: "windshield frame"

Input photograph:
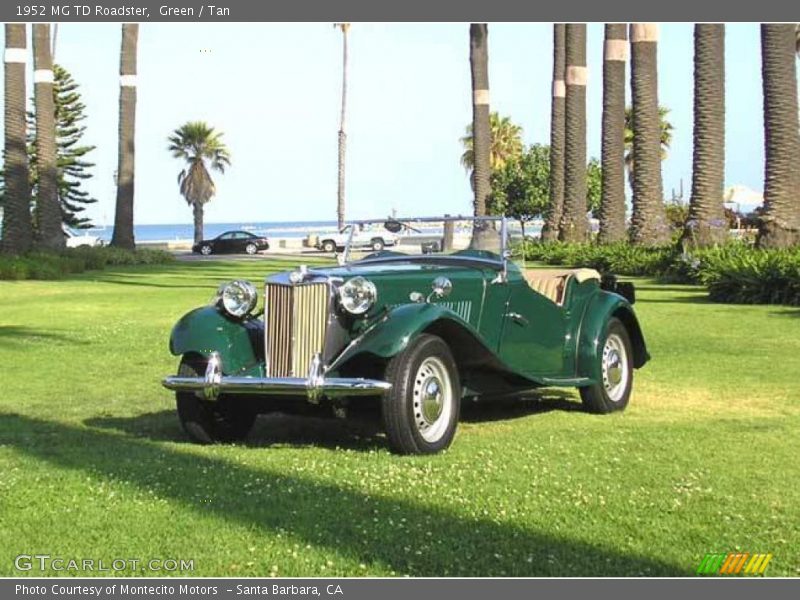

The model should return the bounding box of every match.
[341,215,509,272]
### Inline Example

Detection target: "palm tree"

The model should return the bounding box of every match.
[629,23,670,246]
[334,23,350,230]
[32,24,64,251]
[757,24,800,248]
[110,24,139,250]
[460,112,523,175]
[541,24,566,242]
[1,24,33,254]
[623,105,673,186]
[598,23,628,244]
[683,24,726,248]
[168,122,231,245]
[467,24,495,250]
[559,23,588,242]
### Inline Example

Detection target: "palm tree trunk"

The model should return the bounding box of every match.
[559,23,588,242]
[1,24,33,255]
[598,23,628,244]
[683,24,726,248]
[111,24,139,250]
[629,24,670,246]
[541,24,566,242]
[336,24,349,230]
[757,24,800,248]
[192,202,204,246]
[32,24,64,251]
[469,23,491,218]
[468,23,495,250]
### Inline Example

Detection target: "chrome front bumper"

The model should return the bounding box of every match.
[161,352,391,402]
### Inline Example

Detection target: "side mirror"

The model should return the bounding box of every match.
[431,276,452,299]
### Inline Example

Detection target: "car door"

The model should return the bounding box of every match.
[498,273,568,377]
[215,232,236,253]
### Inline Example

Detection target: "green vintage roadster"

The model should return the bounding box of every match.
[162,216,649,454]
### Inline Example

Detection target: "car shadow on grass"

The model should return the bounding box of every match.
[86,389,583,451]
[1,412,688,577]
[85,410,386,452]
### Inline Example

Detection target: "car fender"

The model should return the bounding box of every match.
[576,291,649,382]
[168,306,263,375]
[330,303,497,371]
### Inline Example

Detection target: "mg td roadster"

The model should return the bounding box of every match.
[162,216,649,455]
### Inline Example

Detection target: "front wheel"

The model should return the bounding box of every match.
[321,240,336,253]
[371,238,385,252]
[381,334,461,454]
[175,356,256,443]
[579,317,633,413]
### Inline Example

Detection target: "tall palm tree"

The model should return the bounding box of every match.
[683,24,726,248]
[168,122,231,245]
[1,24,33,254]
[559,23,588,242]
[623,105,673,186]
[460,112,523,175]
[334,23,350,230]
[629,23,669,246]
[111,24,139,250]
[468,23,493,250]
[541,24,566,242]
[598,24,628,244]
[757,24,800,248]
[32,24,63,251]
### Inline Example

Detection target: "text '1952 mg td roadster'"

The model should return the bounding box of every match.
[162,216,649,454]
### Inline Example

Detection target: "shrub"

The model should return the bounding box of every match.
[0,247,174,281]
[519,241,677,277]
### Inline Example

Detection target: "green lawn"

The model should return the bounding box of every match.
[1,258,798,577]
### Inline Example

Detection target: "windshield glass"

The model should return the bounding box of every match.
[342,216,522,266]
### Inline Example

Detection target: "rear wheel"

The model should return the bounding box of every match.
[381,334,460,454]
[175,356,256,443]
[200,245,212,256]
[321,239,336,253]
[579,318,633,413]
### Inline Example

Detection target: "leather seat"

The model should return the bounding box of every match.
[524,268,601,305]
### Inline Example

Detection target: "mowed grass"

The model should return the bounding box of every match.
[0,258,798,577]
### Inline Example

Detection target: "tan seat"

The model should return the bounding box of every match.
[524,268,601,305]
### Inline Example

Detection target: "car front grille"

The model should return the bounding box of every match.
[264,282,330,377]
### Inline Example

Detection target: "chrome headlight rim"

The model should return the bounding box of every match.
[217,280,258,319]
[338,276,377,315]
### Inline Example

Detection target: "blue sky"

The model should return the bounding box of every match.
[0,23,793,226]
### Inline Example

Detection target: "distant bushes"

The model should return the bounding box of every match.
[518,239,800,306]
[0,247,174,280]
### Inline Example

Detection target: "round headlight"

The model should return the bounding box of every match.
[338,277,377,315]
[219,280,258,318]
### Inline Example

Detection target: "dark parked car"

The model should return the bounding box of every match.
[192,231,270,256]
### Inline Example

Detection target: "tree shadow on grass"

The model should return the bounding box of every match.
[1,412,688,576]
[0,325,88,345]
[635,294,710,305]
